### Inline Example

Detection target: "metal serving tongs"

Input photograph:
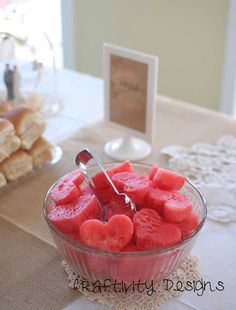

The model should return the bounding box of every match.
[75,149,136,219]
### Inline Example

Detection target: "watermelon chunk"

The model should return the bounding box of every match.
[133,208,181,250]
[48,195,101,233]
[150,223,181,248]
[104,195,135,221]
[91,162,134,205]
[176,212,200,238]
[112,172,149,205]
[95,187,116,205]
[133,208,161,229]
[92,161,134,191]
[111,172,136,191]
[124,177,149,205]
[148,165,159,181]
[80,185,93,197]
[163,192,192,222]
[79,215,134,251]
[109,161,134,175]
[146,185,173,214]
[92,170,112,191]
[153,168,185,191]
[63,169,84,187]
[133,208,162,250]
[51,178,80,205]
[122,244,141,252]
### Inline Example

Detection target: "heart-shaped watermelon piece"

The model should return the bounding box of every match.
[80,215,134,251]
[133,208,181,250]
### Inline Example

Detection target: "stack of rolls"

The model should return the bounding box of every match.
[0,106,52,188]
[0,101,12,117]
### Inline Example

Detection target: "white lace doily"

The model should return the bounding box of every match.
[63,256,199,310]
[161,135,236,223]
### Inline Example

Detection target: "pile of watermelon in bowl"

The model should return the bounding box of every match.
[44,161,207,283]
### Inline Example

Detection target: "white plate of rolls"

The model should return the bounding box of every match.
[0,106,62,189]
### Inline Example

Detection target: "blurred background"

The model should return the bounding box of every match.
[0,0,235,114]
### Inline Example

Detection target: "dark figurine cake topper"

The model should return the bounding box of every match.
[4,63,14,100]
[3,63,22,101]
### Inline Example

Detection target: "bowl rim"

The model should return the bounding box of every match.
[43,162,207,257]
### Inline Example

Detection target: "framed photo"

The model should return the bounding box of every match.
[103,43,158,145]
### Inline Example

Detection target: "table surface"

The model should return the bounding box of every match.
[1,67,236,310]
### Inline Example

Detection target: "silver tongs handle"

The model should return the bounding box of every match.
[75,149,136,211]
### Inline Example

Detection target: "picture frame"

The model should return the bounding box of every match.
[103,43,158,146]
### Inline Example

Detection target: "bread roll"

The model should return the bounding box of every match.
[0,150,33,181]
[4,106,46,150]
[0,118,21,163]
[0,101,12,117]
[0,172,7,188]
[28,137,52,167]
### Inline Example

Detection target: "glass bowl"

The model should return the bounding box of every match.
[43,163,207,283]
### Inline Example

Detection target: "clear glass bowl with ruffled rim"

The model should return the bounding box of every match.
[43,163,207,284]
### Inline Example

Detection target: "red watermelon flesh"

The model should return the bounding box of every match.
[123,176,149,205]
[95,187,115,205]
[111,172,136,191]
[133,208,162,250]
[146,185,173,214]
[153,168,185,191]
[92,170,112,190]
[79,215,134,251]
[111,172,149,205]
[80,185,93,197]
[133,208,181,250]
[64,232,82,243]
[109,160,134,175]
[51,178,80,205]
[63,169,84,187]
[176,212,200,239]
[92,161,134,191]
[104,195,135,221]
[133,208,161,229]
[84,253,111,279]
[163,192,192,222]
[48,195,101,234]
[122,243,141,252]
[120,235,138,251]
[148,165,159,181]
[91,162,134,204]
[112,255,154,282]
[150,223,181,248]
[48,162,197,255]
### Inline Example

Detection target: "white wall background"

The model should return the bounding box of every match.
[66,0,229,111]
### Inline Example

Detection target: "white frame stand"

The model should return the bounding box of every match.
[104,135,151,161]
[103,44,158,161]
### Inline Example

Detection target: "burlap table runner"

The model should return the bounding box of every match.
[1,95,236,309]
[0,216,78,310]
